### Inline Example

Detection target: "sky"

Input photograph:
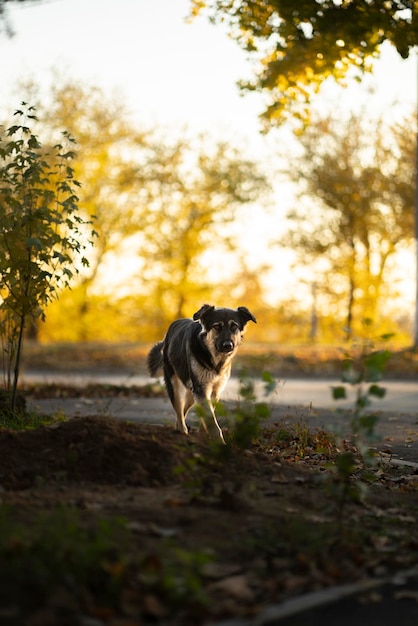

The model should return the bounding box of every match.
[1,0,417,308]
[1,0,266,138]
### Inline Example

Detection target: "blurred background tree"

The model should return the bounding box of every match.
[126,134,269,326]
[11,78,271,341]
[281,110,415,340]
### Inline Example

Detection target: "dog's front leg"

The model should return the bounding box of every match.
[196,397,225,443]
[173,393,196,435]
[169,376,192,434]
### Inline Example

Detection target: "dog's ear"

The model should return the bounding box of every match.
[237,306,257,325]
[193,304,215,321]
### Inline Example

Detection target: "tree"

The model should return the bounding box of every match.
[281,110,415,339]
[0,104,94,414]
[127,133,269,329]
[191,0,415,129]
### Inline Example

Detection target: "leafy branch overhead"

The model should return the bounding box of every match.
[191,1,416,127]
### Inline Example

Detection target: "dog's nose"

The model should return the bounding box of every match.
[221,340,234,352]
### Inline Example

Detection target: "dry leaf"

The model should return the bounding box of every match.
[211,575,255,602]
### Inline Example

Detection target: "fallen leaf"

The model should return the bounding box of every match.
[211,575,255,602]
[203,562,243,580]
[143,594,168,618]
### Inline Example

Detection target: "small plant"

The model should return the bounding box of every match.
[332,329,391,456]
[138,545,212,608]
[226,369,277,449]
[176,370,278,503]
[0,104,96,419]
[330,323,392,529]
[0,403,63,430]
[0,507,129,613]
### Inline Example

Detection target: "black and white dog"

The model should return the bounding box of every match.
[147,304,256,442]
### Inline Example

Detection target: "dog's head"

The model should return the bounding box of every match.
[193,304,256,355]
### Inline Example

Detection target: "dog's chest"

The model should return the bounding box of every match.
[189,354,231,387]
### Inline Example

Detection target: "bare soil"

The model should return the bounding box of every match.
[1,413,418,625]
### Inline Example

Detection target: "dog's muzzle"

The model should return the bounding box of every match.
[220,340,234,353]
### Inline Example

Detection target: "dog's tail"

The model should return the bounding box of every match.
[147,341,164,376]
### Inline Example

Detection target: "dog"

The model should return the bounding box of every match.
[147,304,256,442]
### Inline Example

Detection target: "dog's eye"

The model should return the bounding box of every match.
[230,322,239,332]
[212,323,222,331]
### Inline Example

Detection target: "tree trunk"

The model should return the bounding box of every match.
[309,281,318,343]
[345,276,355,342]
[11,314,25,414]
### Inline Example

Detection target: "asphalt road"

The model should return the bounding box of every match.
[24,372,418,464]
[23,371,418,411]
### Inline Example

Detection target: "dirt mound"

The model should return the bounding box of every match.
[0,416,194,490]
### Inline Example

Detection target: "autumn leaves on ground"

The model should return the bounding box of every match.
[0,344,416,625]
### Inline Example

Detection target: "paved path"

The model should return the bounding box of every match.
[22,371,418,411]
[24,372,418,463]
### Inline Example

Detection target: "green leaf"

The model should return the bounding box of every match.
[341,360,361,384]
[332,386,346,400]
[261,370,277,395]
[356,395,370,409]
[335,452,356,477]
[6,125,20,136]
[254,402,270,418]
[39,270,52,280]
[359,413,379,432]
[364,350,390,381]
[380,333,395,341]
[26,237,42,251]
[28,135,41,150]
[368,384,386,398]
